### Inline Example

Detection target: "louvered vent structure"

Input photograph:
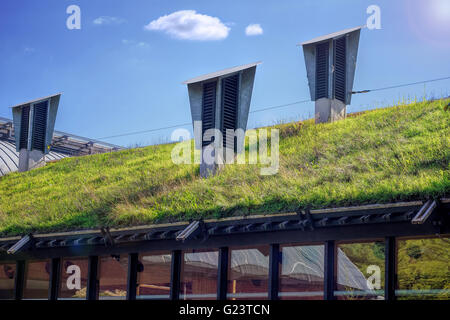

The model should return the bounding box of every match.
[31,100,48,152]
[333,37,346,103]
[11,93,61,172]
[221,74,239,151]
[19,105,30,150]
[184,62,260,177]
[201,81,217,147]
[301,26,361,123]
[315,42,329,100]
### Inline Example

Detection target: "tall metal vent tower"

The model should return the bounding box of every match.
[11,93,61,172]
[184,62,260,177]
[301,26,361,123]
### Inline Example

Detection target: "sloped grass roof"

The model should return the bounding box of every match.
[0,99,448,236]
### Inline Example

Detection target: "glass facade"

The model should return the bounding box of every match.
[0,263,16,300]
[397,237,450,300]
[279,244,324,299]
[58,257,89,300]
[0,236,448,300]
[98,255,128,300]
[335,241,385,300]
[227,246,269,300]
[137,252,171,300]
[180,249,218,300]
[23,260,51,299]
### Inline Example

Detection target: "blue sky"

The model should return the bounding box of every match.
[1,0,449,147]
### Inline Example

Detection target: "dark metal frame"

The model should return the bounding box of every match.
[324,240,336,300]
[0,199,448,301]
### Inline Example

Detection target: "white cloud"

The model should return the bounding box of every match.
[24,47,35,53]
[93,16,126,25]
[144,10,230,40]
[122,39,150,48]
[245,24,263,36]
[137,42,150,48]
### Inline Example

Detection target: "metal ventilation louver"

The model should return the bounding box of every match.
[333,37,347,103]
[19,105,30,150]
[315,42,329,100]
[184,62,259,178]
[201,81,217,147]
[31,100,48,152]
[221,74,239,151]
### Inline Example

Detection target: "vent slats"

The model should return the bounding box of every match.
[201,81,217,147]
[31,100,48,152]
[221,74,239,151]
[19,105,30,149]
[315,42,329,100]
[333,37,346,103]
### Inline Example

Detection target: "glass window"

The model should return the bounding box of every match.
[335,241,385,300]
[397,237,450,300]
[180,249,218,300]
[0,263,16,300]
[137,252,171,300]
[279,244,324,300]
[23,260,51,299]
[98,255,128,300]
[58,257,89,300]
[227,246,269,300]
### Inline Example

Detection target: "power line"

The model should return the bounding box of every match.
[96,123,192,140]
[249,99,310,113]
[96,100,312,139]
[352,76,450,94]
[97,75,450,140]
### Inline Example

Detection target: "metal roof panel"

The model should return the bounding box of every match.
[9,93,62,109]
[183,61,261,84]
[300,26,363,46]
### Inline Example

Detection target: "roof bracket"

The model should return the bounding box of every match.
[338,216,349,225]
[261,222,273,231]
[317,217,329,227]
[101,227,115,247]
[412,200,437,224]
[304,208,315,230]
[296,207,314,230]
[7,234,34,254]
[278,220,292,230]
[176,220,204,242]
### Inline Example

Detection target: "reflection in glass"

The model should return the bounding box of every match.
[137,252,171,300]
[180,249,218,300]
[227,246,269,300]
[397,237,450,300]
[279,245,324,299]
[336,241,385,300]
[59,258,88,300]
[23,260,50,299]
[98,255,128,300]
[0,263,16,300]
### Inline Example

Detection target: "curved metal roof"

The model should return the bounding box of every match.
[0,139,67,176]
[142,246,369,290]
[0,115,123,177]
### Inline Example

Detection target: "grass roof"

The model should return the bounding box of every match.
[0,99,448,236]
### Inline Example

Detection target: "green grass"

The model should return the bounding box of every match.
[339,238,450,300]
[0,99,449,236]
